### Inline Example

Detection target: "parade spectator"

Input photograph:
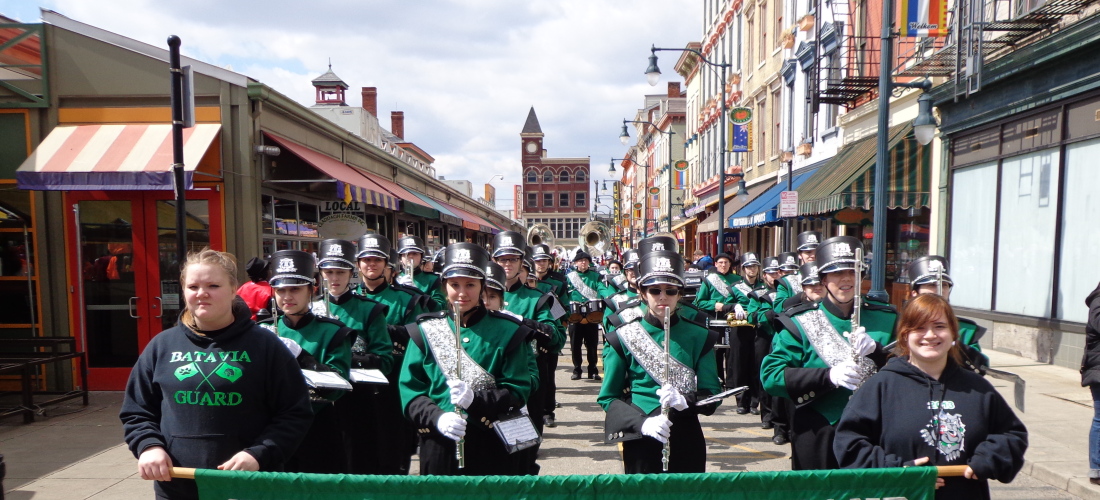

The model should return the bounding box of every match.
[1083,280,1100,485]
[235,257,272,320]
[834,294,1028,499]
[693,250,715,272]
[120,249,312,500]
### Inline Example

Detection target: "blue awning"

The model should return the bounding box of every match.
[729,166,821,228]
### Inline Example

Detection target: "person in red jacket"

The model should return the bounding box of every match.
[236,257,272,320]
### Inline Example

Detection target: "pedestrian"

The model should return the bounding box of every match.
[399,243,536,476]
[235,257,272,321]
[834,293,1028,499]
[1083,280,1100,485]
[599,249,722,473]
[121,249,312,500]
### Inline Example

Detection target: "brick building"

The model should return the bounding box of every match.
[519,108,590,249]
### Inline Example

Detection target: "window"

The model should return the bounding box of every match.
[746,17,754,70]
[575,170,586,182]
[772,87,782,156]
[759,4,767,62]
[543,192,553,207]
[949,162,997,309]
[995,149,1060,317]
[559,171,570,183]
[527,192,537,207]
[1059,137,1100,321]
[576,192,586,207]
[543,171,554,183]
[560,192,569,207]
[526,170,537,183]
[775,5,784,49]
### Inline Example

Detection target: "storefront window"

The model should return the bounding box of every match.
[949,162,997,310]
[995,149,1059,317]
[1058,138,1100,322]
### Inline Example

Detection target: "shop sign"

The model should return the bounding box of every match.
[318,213,369,240]
[779,191,798,217]
[324,201,362,212]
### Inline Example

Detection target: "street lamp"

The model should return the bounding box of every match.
[646,45,745,255]
[620,118,675,233]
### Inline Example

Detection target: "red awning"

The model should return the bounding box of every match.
[264,132,397,210]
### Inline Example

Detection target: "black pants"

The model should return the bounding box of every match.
[571,323,599,375]
[364,372,415,475]
[620,411,706,474]
[713,328,728,387]
[285,403,348,474]
[790,407,839,470]
[757,333,790,437]
[542,350,559,415]
[727,326,759,409]
[521,351,553,475]
[336,382,388,474]
[418,422,522,476]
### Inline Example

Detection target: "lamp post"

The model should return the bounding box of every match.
[620,119,676,233]
[869,1,938,302]
[610,157,649,245]
[645,45,747,256]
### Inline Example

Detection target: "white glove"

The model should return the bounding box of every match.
[640,415,672,443]
[845,326,876,357]
[829,362,862,390]
[733,303,747,320]
[278,337,303,358]
[436,412,467,441]
[448,379,474,410]
[656,385,688,411]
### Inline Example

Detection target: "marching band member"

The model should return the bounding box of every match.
[605,250,641,312]
[399,243,536,476]
[773,231,822,314]
[761,236,897,470]
[565,251,614,381]
[599,250,722,473]
[397,235,446,311]
[906,256,989,374]
[261,249,353,474]
[531,243,569,425]
[315,239,393,474]
[693,252,745,395]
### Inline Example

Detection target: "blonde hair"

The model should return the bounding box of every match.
[180,248,239,289]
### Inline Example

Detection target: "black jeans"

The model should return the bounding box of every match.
[570,322,599,375]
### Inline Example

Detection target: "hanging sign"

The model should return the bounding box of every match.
[899,0,949,37]
[729,107,753,124]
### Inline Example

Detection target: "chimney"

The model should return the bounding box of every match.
[667,82,680,97]
[361,87,377,116]
[391,111,405,140]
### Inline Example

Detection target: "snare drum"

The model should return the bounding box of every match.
[584,300,605,324]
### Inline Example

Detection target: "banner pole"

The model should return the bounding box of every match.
[170,467,196,479]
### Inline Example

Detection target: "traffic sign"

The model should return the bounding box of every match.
[779,191,799,218]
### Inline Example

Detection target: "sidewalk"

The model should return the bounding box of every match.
[0,350,1095,499]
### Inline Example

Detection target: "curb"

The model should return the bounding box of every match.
[1026,460,1100,500]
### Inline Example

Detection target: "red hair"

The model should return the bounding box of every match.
[894,293,964,365]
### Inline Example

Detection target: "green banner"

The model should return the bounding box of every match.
[195,467,938,500]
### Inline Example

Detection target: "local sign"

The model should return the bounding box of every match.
[729,106,753,125]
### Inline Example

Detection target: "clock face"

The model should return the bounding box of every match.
[526,141,538,153]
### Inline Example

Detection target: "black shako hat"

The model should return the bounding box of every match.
[268,250,316,288]
[442,242,489,280]
[740,252,761,267]
[397,235,426,255]
[815,235,865,274]
[531,244,553,261]
[387,248,401,270]
[492,231,527,259]
[762,256,781,273]
[432,246,447,270]
[637,250,685,288]
[907,255,953,288]
[318,239,357,270]
[484,261,507,292]
[777,252,800,272]
[637,235,679,257]
[621,249,640,270]
[356,233,391,260]
[799,262,821,286]
[797,231,823,252]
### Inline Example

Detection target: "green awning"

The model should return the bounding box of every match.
[798,123,931,216]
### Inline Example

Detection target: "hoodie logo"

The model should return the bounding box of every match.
[921,408,966,461]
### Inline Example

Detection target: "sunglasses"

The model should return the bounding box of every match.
[645,288,681,296]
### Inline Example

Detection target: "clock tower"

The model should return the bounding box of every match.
[518,107,591,250]
[521,107,543,159]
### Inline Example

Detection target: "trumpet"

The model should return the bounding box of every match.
[708,313,755,329]
[452,301,466,469]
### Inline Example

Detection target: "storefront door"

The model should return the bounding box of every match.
[66,190,223,390]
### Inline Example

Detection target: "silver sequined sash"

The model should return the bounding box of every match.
[420,317,497,391]
[616,321,697,394]
[706,273,733,299]
[785,275,803,295]
[734,282,753,297]
[615,305,643,325]
[568,272,599,301]
[794,309,875,384]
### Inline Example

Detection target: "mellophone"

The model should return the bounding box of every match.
[567,300,606,324]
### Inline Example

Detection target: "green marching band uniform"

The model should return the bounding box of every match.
[599,247,722,474]
[353,233,430,475]
[905,255,989,374]
[565,250,615,380]
[399,243,536,476]
[397,235,447,312]
[771,251,802,315]
[260,249,354,474]
[530,243,570,426]
[761,236,897,471]
[313,238,395,475]
[741,253,791,444]
[692,252,747,401]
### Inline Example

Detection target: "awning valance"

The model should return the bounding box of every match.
[729,167,821,228]
[264,132,398,210]
[797,124,930,215]
[696,179,775,233]
[407,191,464,226]
[355,169,434,213]
[443,202,499,234]
[16,123,220,190]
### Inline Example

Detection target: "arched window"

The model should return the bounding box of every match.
[526,170,537,183]
[543,170,554,183]
[559,170,570,183]
[575,170,586,182]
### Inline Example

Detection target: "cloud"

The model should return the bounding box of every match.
[19,0,699,207]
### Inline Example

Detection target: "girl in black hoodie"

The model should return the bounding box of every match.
[833,294,1028,500]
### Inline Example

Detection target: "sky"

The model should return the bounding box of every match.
[0,1,701,212]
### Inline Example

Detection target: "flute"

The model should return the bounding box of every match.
[452,300,466,469]
[935,264,943,296]
[320,274,332,318]
[661,305,672,472]
[851,248,864,391]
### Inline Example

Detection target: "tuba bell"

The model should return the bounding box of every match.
[527,223,554,247]
[578,221,612,257]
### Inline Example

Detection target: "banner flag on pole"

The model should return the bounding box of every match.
[899,0,948,37]
[731,123,750,152]
[193,467,940,500]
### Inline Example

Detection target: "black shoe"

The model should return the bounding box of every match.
[544,415,556,428]
[570,373,581,380]
[589,373,602,381]
[735,407,750,415]
[772,434,790,445]
[761,421,774,430]
[750,407,760,415]
[554,402,562,409]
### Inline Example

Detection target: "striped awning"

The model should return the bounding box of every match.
[442,202,500,234]
[798,124,931,216]
[355,169,434,213]
[407,190,464,226]
[16,123,221,190]
[264,132,398,211]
